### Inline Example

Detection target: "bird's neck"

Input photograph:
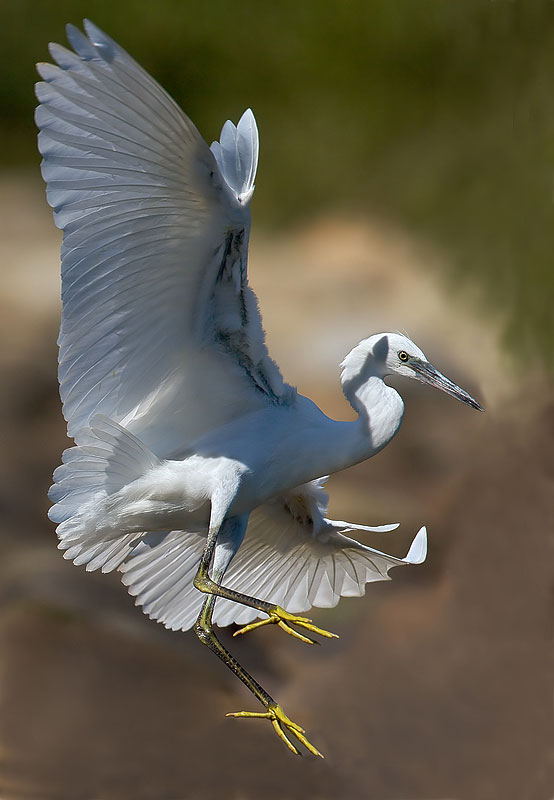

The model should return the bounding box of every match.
[350,374,404,449]
[336,368,405,469]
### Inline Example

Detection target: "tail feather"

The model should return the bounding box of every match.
[48,415,160,572]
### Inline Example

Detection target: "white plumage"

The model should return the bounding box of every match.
[37,20,438,629]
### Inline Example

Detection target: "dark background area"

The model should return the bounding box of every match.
[3,0,554,368]
[0,1,553,798]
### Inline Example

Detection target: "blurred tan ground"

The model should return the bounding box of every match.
[0,173,552,799]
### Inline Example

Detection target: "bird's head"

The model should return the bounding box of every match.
[341,332,483,411]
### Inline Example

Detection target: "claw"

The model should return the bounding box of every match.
[226,704,324,757]
[233,606,339,644]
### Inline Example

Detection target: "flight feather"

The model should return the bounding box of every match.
[36,20,291,458]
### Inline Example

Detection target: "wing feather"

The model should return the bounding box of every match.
[118,479,426,631]
[37,21,292,457]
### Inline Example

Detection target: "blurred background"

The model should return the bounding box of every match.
[0,1,553,798]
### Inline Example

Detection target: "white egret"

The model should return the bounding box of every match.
[36,21,483,757]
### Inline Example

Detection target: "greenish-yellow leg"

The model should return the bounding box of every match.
[194,568,338,645]
[194,591,323,757]
[193,515,325,756]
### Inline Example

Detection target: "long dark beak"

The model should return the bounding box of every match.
[412,361,484,411]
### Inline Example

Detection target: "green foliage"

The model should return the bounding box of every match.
[2,0,553,369]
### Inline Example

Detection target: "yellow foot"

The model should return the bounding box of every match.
[226,704,324,757]
[233,606,339,645]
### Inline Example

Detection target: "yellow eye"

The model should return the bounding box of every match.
[398,350,409,362]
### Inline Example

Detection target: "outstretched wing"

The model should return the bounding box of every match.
[118,479,427,631]
[36,20,292,458]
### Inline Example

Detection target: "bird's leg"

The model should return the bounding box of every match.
[194,519,337,645]
[195,593,322,757]
[193,515,323,757]
[195,576,339,644]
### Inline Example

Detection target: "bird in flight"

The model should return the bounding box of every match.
[36,21,483,757]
